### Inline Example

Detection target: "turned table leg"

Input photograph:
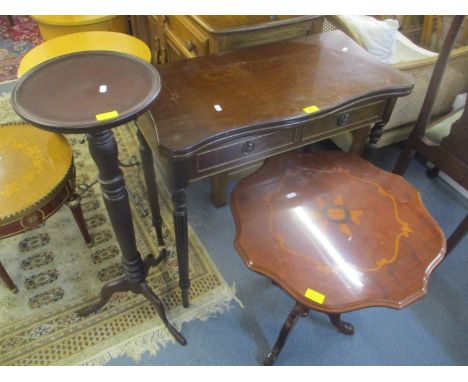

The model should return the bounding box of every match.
[172,188,190,308]
[363,121,385,161]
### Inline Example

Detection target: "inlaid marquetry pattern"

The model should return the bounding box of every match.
[0,124,73,222]
[262,164,413,273]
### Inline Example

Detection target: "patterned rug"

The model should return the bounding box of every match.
[0,16,42,82]
[0,92,239,365]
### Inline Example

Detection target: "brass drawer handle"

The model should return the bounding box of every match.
[337,113,350,126]
[242,140,256,154]
[186,40,197,53]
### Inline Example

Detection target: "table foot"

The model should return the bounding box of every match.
[77,278,130,316]
[264,302,309,365]
[327,313,354,335]
[139,281,187,345]
[77,251,186,345]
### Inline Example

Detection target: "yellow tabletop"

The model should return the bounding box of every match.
[18,31,151,77]
[0,124,73,221]
[32,15,116,26]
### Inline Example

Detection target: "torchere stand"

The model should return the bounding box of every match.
[11,51,186,345]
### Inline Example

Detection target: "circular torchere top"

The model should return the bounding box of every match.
[231,151,446,313]
[12,50,161,134]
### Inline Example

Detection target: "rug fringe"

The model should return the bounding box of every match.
[78,283,242,366]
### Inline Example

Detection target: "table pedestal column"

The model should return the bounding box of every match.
[77,129,186,346]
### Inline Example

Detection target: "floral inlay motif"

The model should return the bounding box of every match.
[311,194,362,239]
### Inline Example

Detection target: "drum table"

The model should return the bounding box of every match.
[11,51,186,345]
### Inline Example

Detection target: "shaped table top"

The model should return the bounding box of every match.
[231,151,445,313]
[150,30,414,157]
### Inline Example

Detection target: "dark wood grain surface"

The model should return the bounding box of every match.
[150,31,414,157]
[231,151,445,313]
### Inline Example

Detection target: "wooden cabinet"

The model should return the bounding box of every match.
[132,16,322,65]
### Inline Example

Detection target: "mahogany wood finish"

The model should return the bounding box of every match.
[231,151,445,364]
[393,16,467,256]
[138,31,414,307]
[150,31,413,158]
[11,51,186,345]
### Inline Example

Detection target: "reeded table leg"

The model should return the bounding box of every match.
[264,302,309,366]
[172,188,190,308]
[76,129,186,346]
[136,128,165,246]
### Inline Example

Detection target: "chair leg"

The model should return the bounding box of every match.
[67,193,92,245]
[264,302,309,366]
[426,166,440,179]
[0,261,17,293]
[393,143,414,175]
[446,213,468,256]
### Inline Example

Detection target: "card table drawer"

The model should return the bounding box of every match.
[302,100,386,141]
[196,128,297,174]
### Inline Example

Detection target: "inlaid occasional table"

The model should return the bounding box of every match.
[137,30,415,308]
[11,51,186,345]
[231,151,446,365]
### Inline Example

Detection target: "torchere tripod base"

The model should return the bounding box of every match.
[77,249,187,346]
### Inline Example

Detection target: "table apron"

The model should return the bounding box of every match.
[184,99,387,181]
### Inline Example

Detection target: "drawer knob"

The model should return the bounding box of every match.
[337,113,350,126]
[242,140,256,154]
[186,40,197,53]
